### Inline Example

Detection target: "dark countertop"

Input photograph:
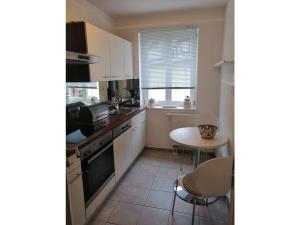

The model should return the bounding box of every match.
[66,107,145,150]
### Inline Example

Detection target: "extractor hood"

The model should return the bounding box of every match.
[66,51,100,64]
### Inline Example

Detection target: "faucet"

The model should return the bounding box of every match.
[112,96,122,111]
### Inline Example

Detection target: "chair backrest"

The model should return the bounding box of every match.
[183,156,233,198]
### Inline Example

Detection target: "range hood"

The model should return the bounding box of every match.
[66,51,100,64]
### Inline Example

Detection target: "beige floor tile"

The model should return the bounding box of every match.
[137,207,170,225]
[119,171,136,186]
[207,199,229,222]
[151,177,175,192]
[130,173,155,189]
[198,205,210,218]
[94,200,118,222]
[107,202,143,225]
[159,159,180,169]
[157,167,179,179]
[198,216,215,225]
[168,211,200,225]
[131,164,159,176]
[119,186,150,205]
[136,157,161,167]
[109,185,127,201]
[173,197,201,216]
[145,190,173,210]
[160,153,181,161]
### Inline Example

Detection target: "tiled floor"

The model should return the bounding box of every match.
[89,149,229,225]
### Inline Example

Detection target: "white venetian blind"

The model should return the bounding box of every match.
[140,28,198,89]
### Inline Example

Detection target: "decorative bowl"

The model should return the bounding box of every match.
[198,124,217,139]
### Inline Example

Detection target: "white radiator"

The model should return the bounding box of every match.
[167,113,218,131]
[167,113,197,131]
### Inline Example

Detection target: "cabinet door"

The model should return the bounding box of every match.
[124,40,133,79]
[67,166,86,225]
[110,35,125,80]
[113,128,133,181]
[85,23,111,81]
[131,111,146,157]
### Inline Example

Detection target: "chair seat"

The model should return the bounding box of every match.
[178,175,203,197]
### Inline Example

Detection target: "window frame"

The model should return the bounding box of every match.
[138,27,199,108]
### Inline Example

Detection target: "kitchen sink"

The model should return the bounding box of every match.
[109,107,139,115]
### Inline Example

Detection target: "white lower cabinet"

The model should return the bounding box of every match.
[113,127,134,181]
[131,111,146,159]
[67,166,86,225]
[113,110,146,182]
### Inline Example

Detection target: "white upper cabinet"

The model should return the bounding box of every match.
[86,22,133,81]
[67,22,134,81]
[110,35,125,80]
[85,23,111,81]
[124,40,133,79]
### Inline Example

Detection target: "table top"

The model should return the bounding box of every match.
[169,127,228,149]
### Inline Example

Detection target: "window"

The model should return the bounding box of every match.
[139,28,198,107]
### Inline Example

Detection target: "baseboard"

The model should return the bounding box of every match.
[144,146,174,152]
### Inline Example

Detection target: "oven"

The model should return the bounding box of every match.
[80,130,114,206]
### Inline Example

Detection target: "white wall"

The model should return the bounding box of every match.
[114,7,225,149]
[66,0,115,33]
[217,0,234,157]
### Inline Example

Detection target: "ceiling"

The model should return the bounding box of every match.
[87,0,228,18]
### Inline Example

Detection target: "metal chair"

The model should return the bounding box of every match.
[171,156,233,225]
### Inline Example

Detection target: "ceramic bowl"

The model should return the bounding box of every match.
[198,124,217,139]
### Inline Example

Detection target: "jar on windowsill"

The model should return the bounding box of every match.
[148,98,155,107]
[183,96,191,109]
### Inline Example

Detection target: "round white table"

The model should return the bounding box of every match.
[169,127,228,166]
[169,127,229,205]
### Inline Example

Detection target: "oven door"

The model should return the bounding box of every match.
[81,142,115,206]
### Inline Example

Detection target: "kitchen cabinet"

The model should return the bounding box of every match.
[113,110,146,182]
[66,165,86,225]
[85,23,111,81]
[113,127,134,181]
[110,35,125,80]
[66,21,133,82]
[131,111,146,159]
[124,40,133,79]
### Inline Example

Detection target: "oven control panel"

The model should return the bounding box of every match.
[80,130,113,161]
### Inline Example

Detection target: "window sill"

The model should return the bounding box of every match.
[145,106,196,111]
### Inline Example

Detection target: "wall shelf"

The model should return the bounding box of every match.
[214,60,234,68]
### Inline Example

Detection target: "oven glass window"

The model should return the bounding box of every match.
[82,143,114,204]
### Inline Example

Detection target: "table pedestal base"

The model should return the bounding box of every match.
[193,149,216,168]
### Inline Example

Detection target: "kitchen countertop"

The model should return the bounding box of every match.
[66,107,145,150]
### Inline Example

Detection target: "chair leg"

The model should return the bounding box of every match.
[171,180,178,215]
[192,198,196,225]
[180,148,185,171]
